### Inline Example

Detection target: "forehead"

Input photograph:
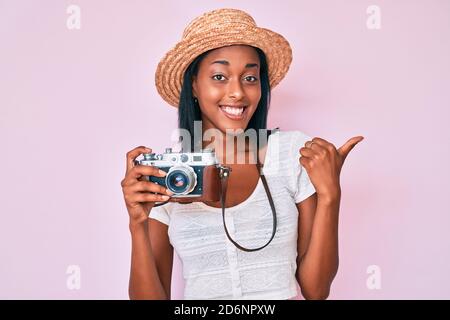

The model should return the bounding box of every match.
[202,45,260,65]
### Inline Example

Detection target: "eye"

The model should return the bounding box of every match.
[245,76,258,82]
[212,74,226,81]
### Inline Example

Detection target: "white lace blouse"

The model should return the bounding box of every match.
[149,130,316,300]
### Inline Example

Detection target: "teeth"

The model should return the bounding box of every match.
[220,106,244,116]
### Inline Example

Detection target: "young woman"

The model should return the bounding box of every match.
[121,8,363,300]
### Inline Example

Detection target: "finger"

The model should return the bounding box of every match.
[126,146,152,172]
[305,140,326,152]
[299,156,312,169]
[337,136,364,161]
[299,147,315,158]
[311,137,330,146]
[130,181,173,196]
[129,165,167,180]
[312,137,338,154]
[132,193,171,203]
[308,137,333,150]
[304,140,313,148]
[121,176,138,188]
[122,165,167,187]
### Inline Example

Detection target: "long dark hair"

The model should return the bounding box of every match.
[178,46,271,152]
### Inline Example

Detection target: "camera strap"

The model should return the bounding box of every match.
[218,130,278,252]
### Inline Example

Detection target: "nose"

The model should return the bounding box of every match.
[227,78,245,100]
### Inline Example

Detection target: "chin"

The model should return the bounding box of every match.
[219,120,251,133]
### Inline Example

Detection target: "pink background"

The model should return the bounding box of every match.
[1,0,449,299]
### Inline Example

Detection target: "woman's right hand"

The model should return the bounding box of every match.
[121,146,173,226]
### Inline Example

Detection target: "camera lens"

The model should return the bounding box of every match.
[169,173,187,190]
[166,166,197,195]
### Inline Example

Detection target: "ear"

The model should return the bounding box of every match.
[192,75,198,98]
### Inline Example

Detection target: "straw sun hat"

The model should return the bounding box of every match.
[155,8,293,107]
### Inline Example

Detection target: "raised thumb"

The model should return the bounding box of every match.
[337,136,364,161]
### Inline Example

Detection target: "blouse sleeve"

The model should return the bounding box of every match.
[289,131,317,203]
[149,204,170,225]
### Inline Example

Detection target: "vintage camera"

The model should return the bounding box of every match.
[134,148,224,202]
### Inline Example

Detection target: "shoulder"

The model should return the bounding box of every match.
[264,129,314,176]
[149,202,179,225]
[276,130,313,146]
[268,129,313,158]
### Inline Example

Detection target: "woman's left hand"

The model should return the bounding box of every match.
[299,136,364,201]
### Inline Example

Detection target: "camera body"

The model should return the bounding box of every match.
[134,148,222,202]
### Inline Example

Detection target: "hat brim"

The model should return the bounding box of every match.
[155,26,293,107]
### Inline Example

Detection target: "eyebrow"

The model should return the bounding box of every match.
[210,60,259,68]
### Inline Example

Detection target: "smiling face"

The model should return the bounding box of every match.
[192,45,262,135]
